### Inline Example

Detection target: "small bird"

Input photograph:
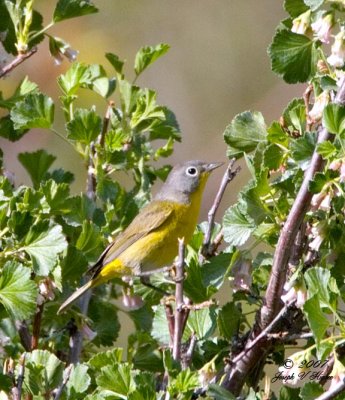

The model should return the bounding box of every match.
[58,160,222,314]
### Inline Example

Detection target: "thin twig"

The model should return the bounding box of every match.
[0,48,37,78]
[231,305,290,364]
[172,238,186,361]
[11,354,26,400]
[69,133,98,363]
[99,101,114,147]
[201,159,240,259]
[267,331,313,341]
[181,300,216,311]
[182,333,197,370]
[314,378,345,400]
[31,303,44,350]
[54,364,73,400]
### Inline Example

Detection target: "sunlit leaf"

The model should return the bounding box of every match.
[0,262,37,320]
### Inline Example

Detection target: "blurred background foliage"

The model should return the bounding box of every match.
[0,0,291,208]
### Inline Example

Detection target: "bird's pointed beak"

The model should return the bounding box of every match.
[204,162,224,172]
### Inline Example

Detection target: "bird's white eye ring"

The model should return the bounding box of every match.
[186,166,198,177]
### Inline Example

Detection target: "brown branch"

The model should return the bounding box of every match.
[231,305,290,365]
[181,333,197,370]
[221,77,345,395]
[172,238,186,361]
[263,77,345,326]
[201,159,240,259]
[16,321,32,351]
[31,303,44,350]
[314,378,345,400]
[11,354,25,400]
[0,48,37,78]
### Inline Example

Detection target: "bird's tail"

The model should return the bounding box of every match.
[58,279,95,314]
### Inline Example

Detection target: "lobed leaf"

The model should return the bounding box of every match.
[10,93,54,130]
[224,111,267,158]
[0,262,37,320]
[268,30,317,84]
[53,0,98,22]
[134,43,170,76]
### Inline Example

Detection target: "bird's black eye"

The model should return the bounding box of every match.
[186,166,198,177]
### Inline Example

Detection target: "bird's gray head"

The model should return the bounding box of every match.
[155,160,223,204]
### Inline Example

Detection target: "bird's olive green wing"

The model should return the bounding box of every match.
[88,201,175,277]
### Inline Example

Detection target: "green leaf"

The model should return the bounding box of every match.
[53,0,98,22]
[61,246,88,284]
[66,364,91,396]
[66,108,102,144]
[202,253,233,298]
[76,221,103,261]
[223,205,256,246]
[134,43,170,76]
[106,52,124,74]
[224,111,267,158]
[105,130,129,152]
[130,89,165,129]
[129,332,163,373]
[303,0,323,11]
[300,382,324,400]
[279,386,300,400]
[184,258,208,302]
[40,180,70,213]
[18,150,56,189]
[11,93,54,129]
[96,363,135,396]
[267,121,289,146]
[291,132,316,169]
[151,305,171,345]
[322,104,345,137]
[23,224,68,276]
[88,348,123,370]
[264,144,284,170]
[24,350,64,395]
[304,267,330,307]
[170,369,199,396]
[268,30,317,83]
[85,64,115,98]
[309,170,337,193]
[0,262,37,320]
[186,308,217,340]
[58,63,91,95]
[0,115,28,142]
[0,76,38,110]
[88,298,120,346]
[207,384,236,400]
[284,0,309,16]
[320,76,338,92]
[316,141,337,159]
[217,302,241,340]
[303,295,330,343]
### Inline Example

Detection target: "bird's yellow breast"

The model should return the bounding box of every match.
[121,184,205,273]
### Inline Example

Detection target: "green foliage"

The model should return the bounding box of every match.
[0,262,37,320]
[269,30,317,84]
[2,0,345,399]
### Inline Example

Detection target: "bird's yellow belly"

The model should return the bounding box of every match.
[119,202,198,274]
